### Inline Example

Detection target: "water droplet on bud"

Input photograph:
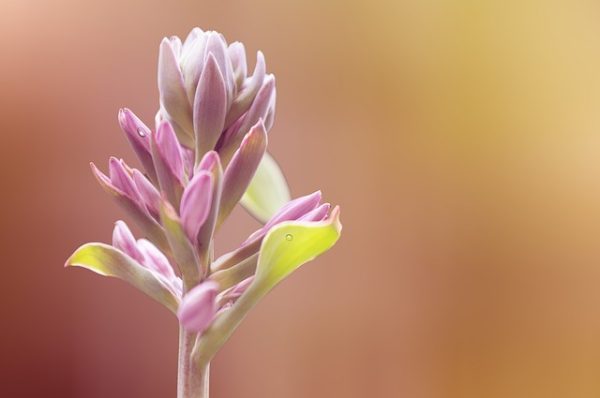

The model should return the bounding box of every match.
[285,234,293,241]
[137,128,146,137]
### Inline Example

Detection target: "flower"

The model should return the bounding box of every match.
[178,281,219,333]
[157,28,276,166]
[65,27,342,397]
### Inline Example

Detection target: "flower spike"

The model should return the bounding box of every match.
[66,27,342,398]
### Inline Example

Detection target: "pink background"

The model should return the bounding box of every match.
[2,1,600,397]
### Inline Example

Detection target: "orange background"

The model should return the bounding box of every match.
[2,1,600,397]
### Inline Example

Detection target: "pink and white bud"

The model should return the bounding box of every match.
[177,280,219,333]
[136,238,177,280]
[243,191,323,244]
[228,42,247,87]
[112,220,145,263]
[203,32,235,106]
[194,150,220,176]
[108,157,141,202]
[180,171,213,242]
[298,203,331,222]
[155,120,185,183]
[158,38,193,137]
[132,169,161,218]
[264,191,322,229]
[118,108,151,154]
[228,276,254,300]
[193,53,227,159]
[219,77,275,164]
[225,51,266,129]
[219,120,267,221]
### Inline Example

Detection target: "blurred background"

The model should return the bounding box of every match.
[2,0,600,397]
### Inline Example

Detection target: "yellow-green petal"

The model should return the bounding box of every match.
[65,243,180,313]
[240,152,290,223]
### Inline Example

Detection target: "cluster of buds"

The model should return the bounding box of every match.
[66,27,341,397]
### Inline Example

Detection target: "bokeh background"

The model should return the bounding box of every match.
[2,0,600,397]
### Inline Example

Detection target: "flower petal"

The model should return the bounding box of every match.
[91,163,170,253]
[177,280,219,333]
[195,153,223,257]
[219,76,275,164]
[132,169,161,219]
[298,203,330,222]
[136,238,177,280]
[112,220,145,263]
[180,171,213,243]
[118,108,157,182]
[193,53,227,160]
[65,243,180,313]
[181,31,208,102]
[224,51,266,129]
[109,157,141,203]
[158,38,194,141]
[218,121,267,224]
[152,121,185,206]
[204,32,235,107]
[228,41,247,88]
[263,191,322,231]
[155,120,184,182]
[160,199,204,288]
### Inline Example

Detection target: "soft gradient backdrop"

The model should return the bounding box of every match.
[2,1,600,397]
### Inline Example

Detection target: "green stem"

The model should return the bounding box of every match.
[178,329,210,398]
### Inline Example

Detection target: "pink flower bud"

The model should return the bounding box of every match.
[108,157,141,202]
[228,42,247,87]
[177,280,219,333]
[219,120,267,221]
[112,220,145,263]
[155,120,185,183]
[193,53,227,158]
[136,238,177,280]
[132,169,161,219]
[264,191,322,229]
[298,203,331,222]
[180,171,213,242]
[118,108,156,181]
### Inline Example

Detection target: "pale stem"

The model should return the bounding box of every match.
[178,328,210,398]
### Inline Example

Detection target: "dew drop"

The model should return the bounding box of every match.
[285,234,293,241]
[137,128,146,137]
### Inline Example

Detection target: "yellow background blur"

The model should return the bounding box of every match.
[1,1,600,397]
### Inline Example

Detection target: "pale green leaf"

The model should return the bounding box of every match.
[240,152,290,223]
[65,243,180,313]
[254,206,342,287]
